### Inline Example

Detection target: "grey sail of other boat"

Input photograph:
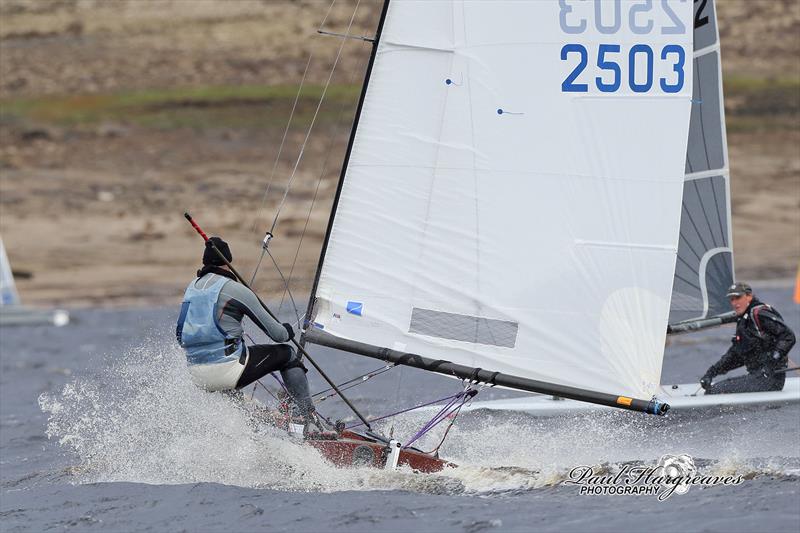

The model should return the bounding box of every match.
[298,0,710,416]
[667,0,736,334]
[0,237,69,327]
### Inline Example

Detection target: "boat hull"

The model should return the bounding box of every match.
[305,430,450,473]
[457,378,800,416]
[0,306,69,327]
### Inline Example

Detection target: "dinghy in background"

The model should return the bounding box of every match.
[0,238,69,327]
[458,378,800,417]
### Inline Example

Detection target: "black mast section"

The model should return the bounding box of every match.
[667,311,737,335]
[302,0,392,339]
[306,329,670,416]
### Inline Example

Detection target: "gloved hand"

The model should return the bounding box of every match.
[771,350,785,362]
[699,374,713,390]
[282,322,295,341]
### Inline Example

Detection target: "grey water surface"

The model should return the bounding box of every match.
[1,286,799,532]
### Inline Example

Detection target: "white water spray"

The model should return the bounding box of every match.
[39,336,799,495]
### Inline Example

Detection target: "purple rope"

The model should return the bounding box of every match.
[402,393,470,449]
[345,391,469,430]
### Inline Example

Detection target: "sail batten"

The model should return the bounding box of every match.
[306,1,695,403]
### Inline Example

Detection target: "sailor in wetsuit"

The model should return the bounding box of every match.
[700,282,796,395]
[176,237,314,420]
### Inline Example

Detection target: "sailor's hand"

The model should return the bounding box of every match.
[699,375,712,390]
[771,350,785,362]
[282,322,295,341]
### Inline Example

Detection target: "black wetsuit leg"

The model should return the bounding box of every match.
[707,373,785,394]
[235,344,314,418]
[236,344,293,389]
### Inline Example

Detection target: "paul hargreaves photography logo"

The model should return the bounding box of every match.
[563,454,744,501]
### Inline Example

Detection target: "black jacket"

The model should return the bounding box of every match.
[706,298,796,378]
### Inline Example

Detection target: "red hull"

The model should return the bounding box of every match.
[305,430,450,473]
[251,401,450,473]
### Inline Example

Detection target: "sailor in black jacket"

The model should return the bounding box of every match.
[701,282,796,394]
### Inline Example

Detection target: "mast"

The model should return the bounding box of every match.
[302,0,391,338]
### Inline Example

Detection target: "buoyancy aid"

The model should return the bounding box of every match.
[176,274,243,365]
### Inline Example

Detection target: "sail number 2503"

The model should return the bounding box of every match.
[561,43,685,93]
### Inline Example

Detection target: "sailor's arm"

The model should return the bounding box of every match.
[760,310,796,360]
[705,346,744,378]
[225,282,290,342]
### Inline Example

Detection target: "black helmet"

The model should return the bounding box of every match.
[202,236,233,266]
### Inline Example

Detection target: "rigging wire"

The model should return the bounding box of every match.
[318,0,338,32]
[250,53,315,237]
[313,364,395,403]
[249,0,365,322]
[265,246,302,328]
[274,46,370,319]
[265,0,362,239]
[312,363,394,397]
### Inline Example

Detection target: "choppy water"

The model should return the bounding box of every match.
[1,286,799,532]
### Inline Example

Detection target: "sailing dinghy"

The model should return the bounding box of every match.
[292,0,703,459]
[0,237,69,327]
[229,0,793,470]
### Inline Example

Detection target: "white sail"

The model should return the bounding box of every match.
[309,1,694,399]
[669,0,734,324]
[0,237,69,327]
[0,237,21,307]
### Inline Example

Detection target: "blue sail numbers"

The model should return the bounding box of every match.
[559,0,688,93]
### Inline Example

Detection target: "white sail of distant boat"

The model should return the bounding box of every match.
[0,237,69,327]
[0,237,21,307]
[668,0,735,325]
[301,0,697,413]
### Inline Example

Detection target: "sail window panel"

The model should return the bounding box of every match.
[409,308,518,348]
[685,53,725,174]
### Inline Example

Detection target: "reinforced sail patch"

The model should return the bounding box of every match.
[346,301,364,316]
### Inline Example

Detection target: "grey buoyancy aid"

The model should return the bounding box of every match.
[176,274,243,365]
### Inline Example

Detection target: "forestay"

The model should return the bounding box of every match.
[306,0,694,400]
[669,0,734,324]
